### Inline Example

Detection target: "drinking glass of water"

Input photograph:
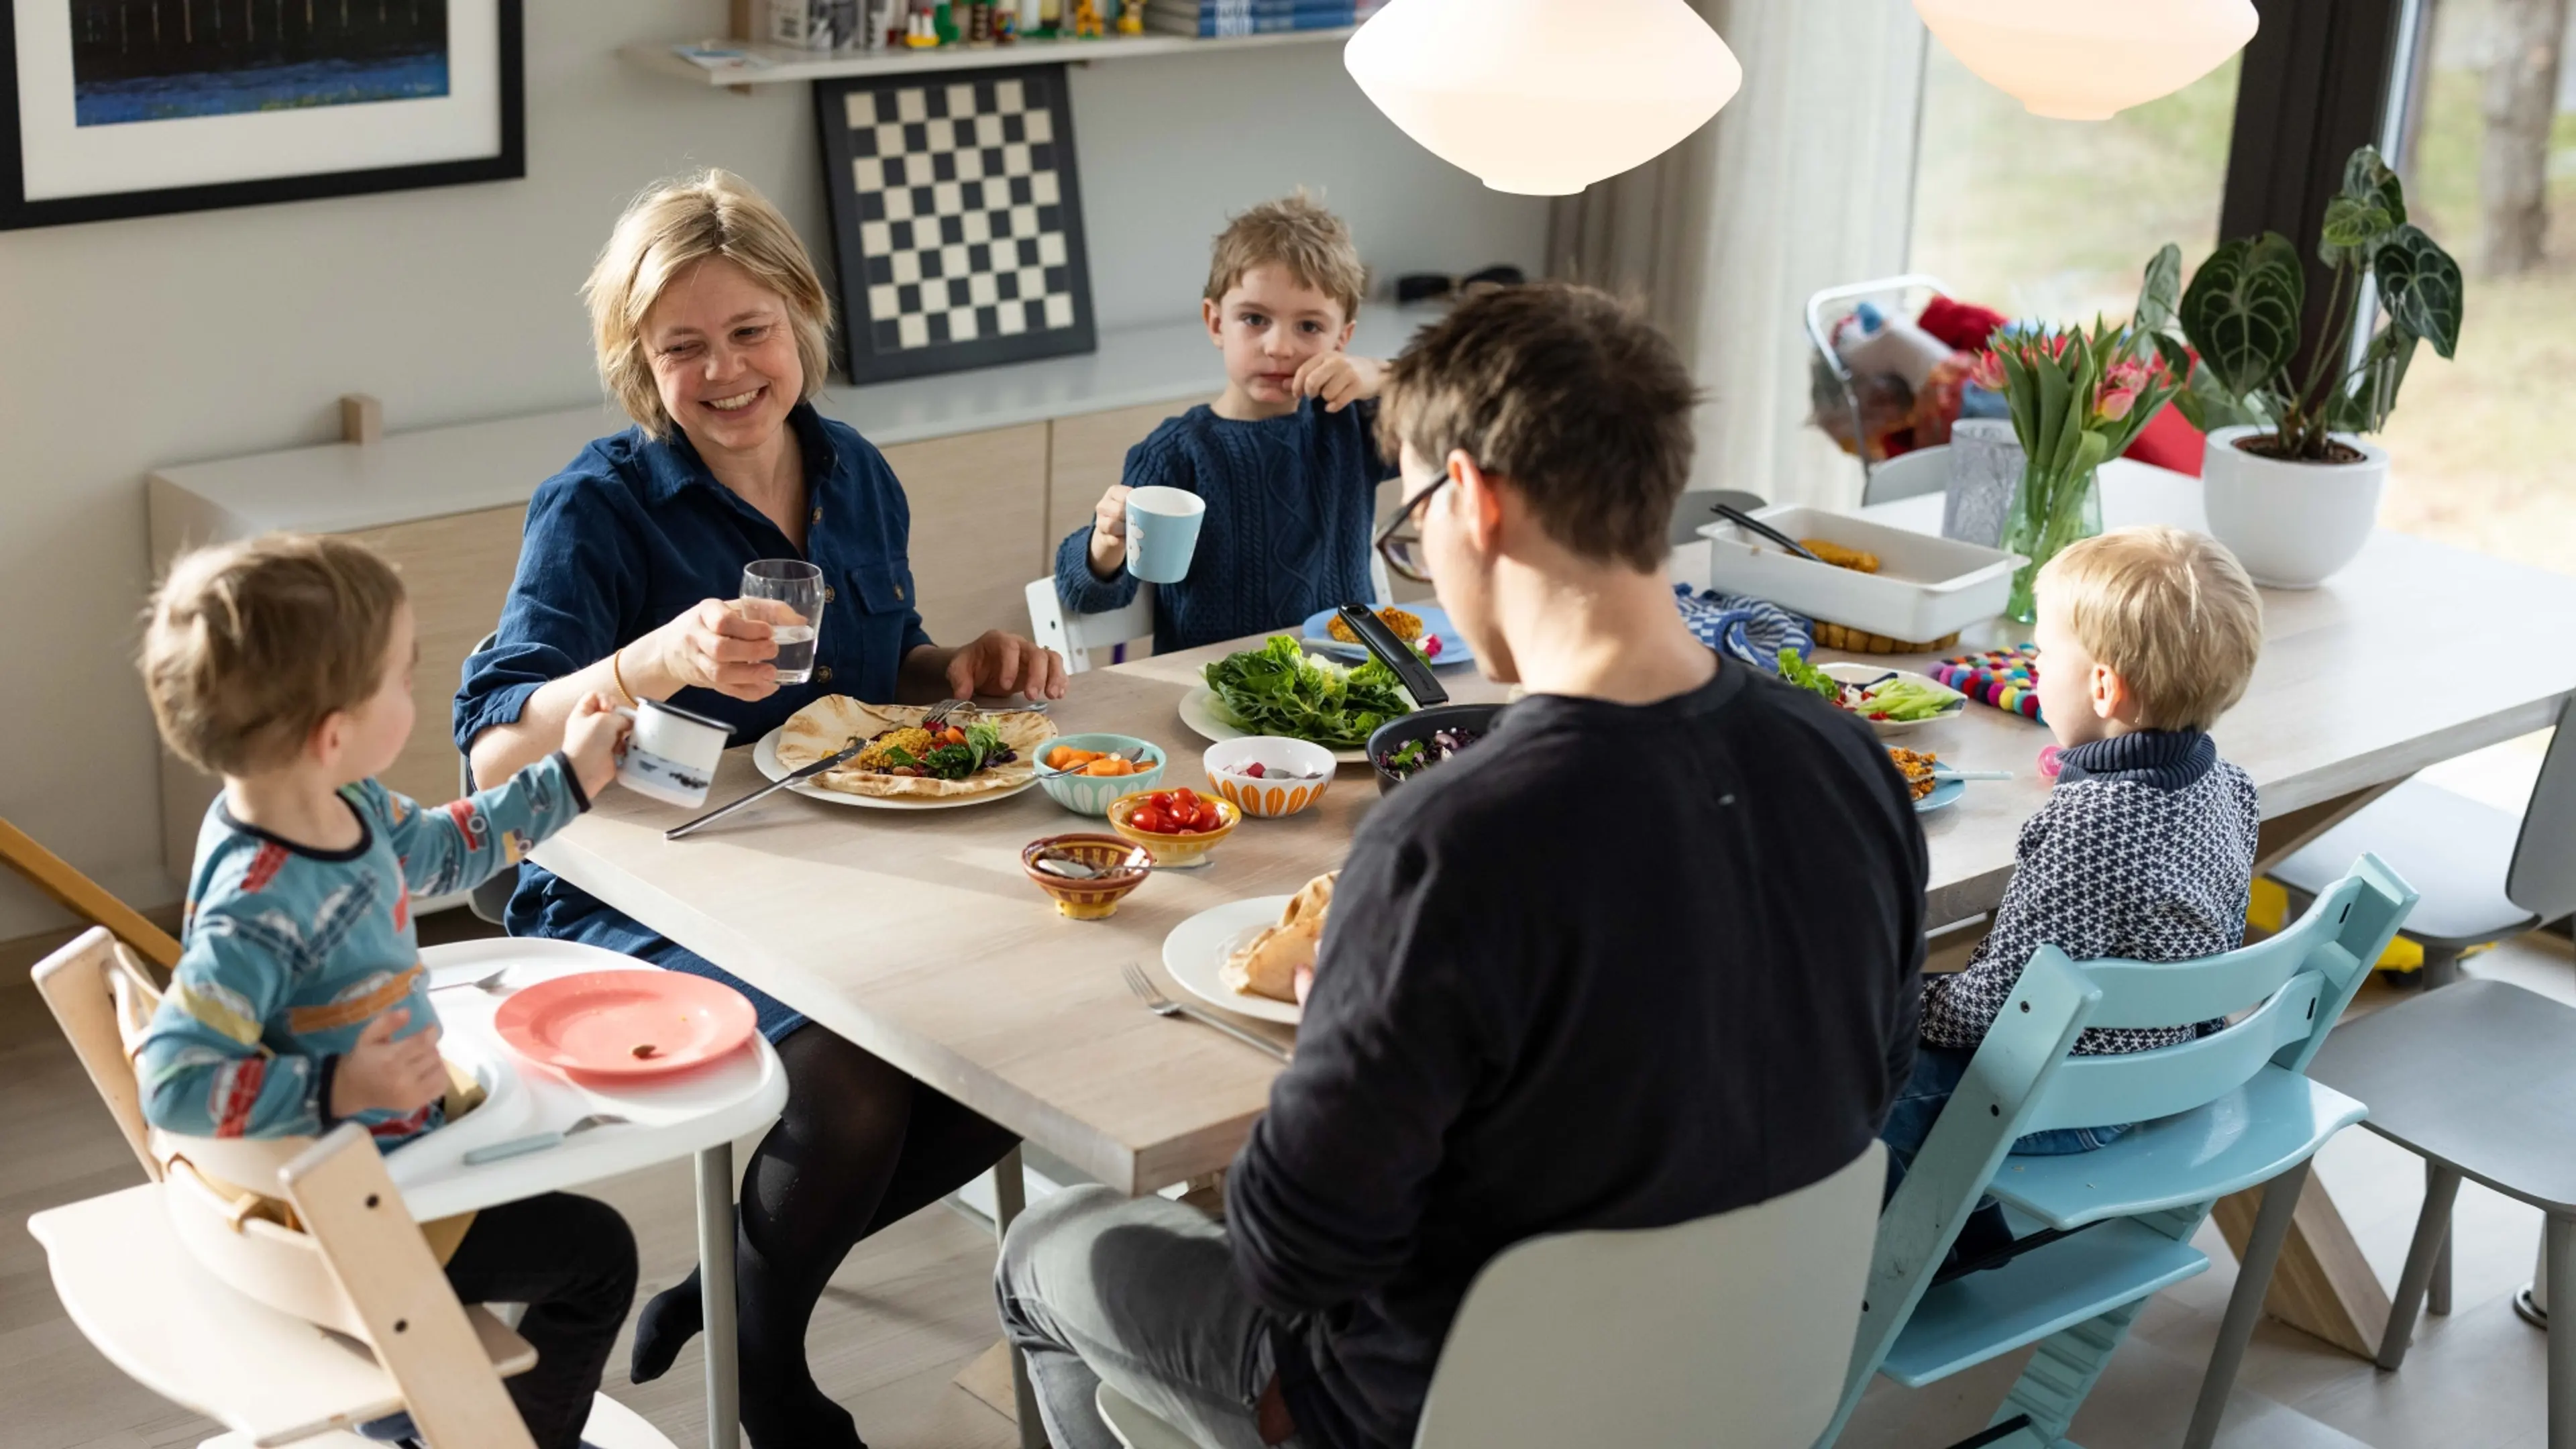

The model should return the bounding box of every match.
[742,559,824,685]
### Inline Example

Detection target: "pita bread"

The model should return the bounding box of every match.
[1224,873,1336,1003]
[776,696,1058,799]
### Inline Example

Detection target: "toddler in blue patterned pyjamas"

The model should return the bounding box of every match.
[1880,528,2268,1240]
[134,533,636,1449]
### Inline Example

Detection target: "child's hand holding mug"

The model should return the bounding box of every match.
[564,692,633,801]
[329,1008,447,1119]
[1087,482,1134,576]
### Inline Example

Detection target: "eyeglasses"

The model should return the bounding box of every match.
[1373,473,1451,584]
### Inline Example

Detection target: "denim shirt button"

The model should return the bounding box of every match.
[816,665,835,683]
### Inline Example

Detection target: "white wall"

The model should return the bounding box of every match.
[0,0,1546,938]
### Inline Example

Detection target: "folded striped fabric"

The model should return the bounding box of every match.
[1931,642,2046,724]
[1672,584,1812,671]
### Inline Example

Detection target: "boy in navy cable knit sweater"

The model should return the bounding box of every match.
[1883,526,2267,1181]
[1053,195,1394,653]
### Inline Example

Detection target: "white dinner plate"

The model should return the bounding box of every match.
[1177,686,1372,765]
[1820,662,1969,738]
[1163,896,1303,1024]
[1299,604,1474,667]
[752,727,1040,811]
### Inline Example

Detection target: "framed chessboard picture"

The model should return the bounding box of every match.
[814,65,1097,386]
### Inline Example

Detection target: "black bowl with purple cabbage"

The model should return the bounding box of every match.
[1366,704,1502,794]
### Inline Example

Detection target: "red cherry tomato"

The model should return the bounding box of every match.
[1132,807,1167,833]
[1150,792,1176,812]
[1172,787,1199,807]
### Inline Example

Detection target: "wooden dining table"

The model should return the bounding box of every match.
[530,457,2576,1436]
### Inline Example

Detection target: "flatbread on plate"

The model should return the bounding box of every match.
[1223,873,1336,1002]
[777,697,1058,799]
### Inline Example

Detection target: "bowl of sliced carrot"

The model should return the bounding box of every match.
[1036,734,1168,817]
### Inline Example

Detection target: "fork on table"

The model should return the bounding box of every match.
[1120,963,1290,1063]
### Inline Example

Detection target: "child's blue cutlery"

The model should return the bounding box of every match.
[462,1112,627,1166]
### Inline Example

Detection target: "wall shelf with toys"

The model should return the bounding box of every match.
[627,25,1358,90]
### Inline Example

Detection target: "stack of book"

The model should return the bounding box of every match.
[1144,0,1383,37]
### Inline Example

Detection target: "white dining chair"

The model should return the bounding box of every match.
[1858,444,1953,507]
[1026,557,1395,677]
[1095,1142,1885,1449]
[26,926,676,1449]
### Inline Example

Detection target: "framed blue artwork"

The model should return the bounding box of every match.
[1,0,523,229]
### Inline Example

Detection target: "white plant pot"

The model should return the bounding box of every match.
[2199,425,2387,589]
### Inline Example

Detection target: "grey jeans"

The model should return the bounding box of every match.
[995,1185,1307,1449]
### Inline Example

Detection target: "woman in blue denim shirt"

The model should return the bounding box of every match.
[458,170,1066,1449]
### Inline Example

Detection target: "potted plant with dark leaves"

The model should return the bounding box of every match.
[2174,144,2464,588]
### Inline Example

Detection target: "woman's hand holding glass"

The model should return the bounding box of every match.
[635,597,804,701]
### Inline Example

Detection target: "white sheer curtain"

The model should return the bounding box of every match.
[1549,0,1928,510]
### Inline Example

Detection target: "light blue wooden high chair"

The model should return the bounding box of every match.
[1824,855,2417,1449]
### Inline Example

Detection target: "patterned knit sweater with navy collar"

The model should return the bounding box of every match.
[1921,729,2260,1056]
[1052,398,1389,655]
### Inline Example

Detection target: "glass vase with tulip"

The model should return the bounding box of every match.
[1973,246,2190,623]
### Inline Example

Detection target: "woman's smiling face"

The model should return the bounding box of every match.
[644,256,805,455]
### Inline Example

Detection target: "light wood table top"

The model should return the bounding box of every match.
[532,462,2576,1193]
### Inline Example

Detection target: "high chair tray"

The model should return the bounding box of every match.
[1699,505,2023,643]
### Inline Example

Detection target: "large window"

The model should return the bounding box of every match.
[1909,46,2243,325]
[2373,0,2576,576]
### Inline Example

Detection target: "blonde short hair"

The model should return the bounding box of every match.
[2038,527,2263,733]
[1205,193,1366,321]
[584,168,833,438]
[142,535,409,777]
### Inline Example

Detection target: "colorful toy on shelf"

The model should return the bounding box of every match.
[904,0,939,46]
[1117,0,1144,34]
[1071,0,1104,38]
[1031,0,1061,37]
[967,0,994,43]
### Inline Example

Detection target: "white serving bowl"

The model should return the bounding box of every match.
[1201,737,1338,818]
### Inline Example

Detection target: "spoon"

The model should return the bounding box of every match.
[1036,852,1165,881]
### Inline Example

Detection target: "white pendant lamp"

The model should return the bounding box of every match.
[1344,0,1743,197]
[1912,0,2257,121]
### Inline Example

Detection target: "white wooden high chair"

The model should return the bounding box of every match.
[25,926,670,1449]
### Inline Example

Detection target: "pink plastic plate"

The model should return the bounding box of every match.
[493,971,757,1079]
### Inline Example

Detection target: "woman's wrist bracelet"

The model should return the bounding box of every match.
[609,647,639,706]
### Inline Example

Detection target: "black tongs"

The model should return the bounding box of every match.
[1711,503,1827,564]
[1335,602,1448,706]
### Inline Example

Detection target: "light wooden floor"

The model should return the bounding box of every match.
[6,924,2568,1449]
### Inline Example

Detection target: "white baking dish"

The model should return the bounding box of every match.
[1696,506,2023,641]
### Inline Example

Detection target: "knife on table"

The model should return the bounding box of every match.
[667,737,862,841]
[1335,602,1448,706]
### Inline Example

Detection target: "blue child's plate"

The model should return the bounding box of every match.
[1916,769,1968,814]
[1301,603,1473,667]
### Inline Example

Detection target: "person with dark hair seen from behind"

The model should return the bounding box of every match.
[994,283,1928,1449]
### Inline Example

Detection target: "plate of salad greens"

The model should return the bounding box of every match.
[1183,635,1416,762]
[1774,653,1968,737]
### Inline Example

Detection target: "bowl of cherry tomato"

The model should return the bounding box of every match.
[1105,786,1240,867]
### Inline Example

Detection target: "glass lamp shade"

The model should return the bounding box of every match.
[1343,0,1743,197]
[1911,0,2257,121]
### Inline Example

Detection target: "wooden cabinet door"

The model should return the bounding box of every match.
[350,505,531,808]
[1045,398,1197,573]
[879,423,1051,647]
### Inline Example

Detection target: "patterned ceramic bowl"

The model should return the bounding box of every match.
[1201,737,1337,818]
[1036,733,1167,816]
[1022,835,1154,922]
[1104,790,1240,867]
